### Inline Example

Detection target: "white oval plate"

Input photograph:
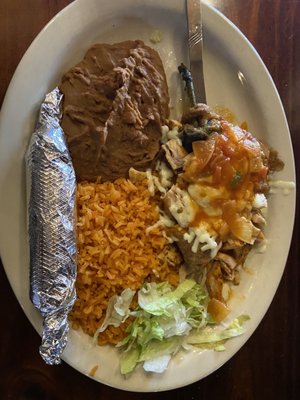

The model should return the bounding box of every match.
[0,0,296,392]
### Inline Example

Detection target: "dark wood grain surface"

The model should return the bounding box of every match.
[0,1,299,399]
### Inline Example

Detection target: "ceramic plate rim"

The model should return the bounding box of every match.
[0,0,296,392]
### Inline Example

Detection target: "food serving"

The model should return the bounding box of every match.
[26,39,284,375]
[56,39,283,374]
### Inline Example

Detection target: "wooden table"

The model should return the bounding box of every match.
[0,1,299,399]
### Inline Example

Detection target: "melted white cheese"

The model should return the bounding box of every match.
[169,187,197,227]
[183,225,218,255]
[156,161,173,189]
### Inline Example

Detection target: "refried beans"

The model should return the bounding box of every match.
[60,40,169,182]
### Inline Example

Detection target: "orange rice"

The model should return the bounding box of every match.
[69,178,180,345]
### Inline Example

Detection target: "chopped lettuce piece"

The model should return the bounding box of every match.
[120,337,182,374]
[139,336,182,362]
[138,279,196,316]
[120,346,140,375]
[186,315,250,346]
[93,288,135,344]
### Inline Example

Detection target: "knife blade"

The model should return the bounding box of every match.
[186,0,206,104]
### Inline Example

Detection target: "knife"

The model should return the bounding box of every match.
[186,0,206,104]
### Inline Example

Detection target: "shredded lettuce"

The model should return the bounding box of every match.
[118,280,210,373]
[95,280,250,375]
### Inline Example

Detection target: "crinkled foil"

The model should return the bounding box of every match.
[26,87,77,365]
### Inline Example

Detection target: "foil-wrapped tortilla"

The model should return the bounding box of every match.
[26,87,77,365]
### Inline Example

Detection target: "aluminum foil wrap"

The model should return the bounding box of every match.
[26,87,77,365]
